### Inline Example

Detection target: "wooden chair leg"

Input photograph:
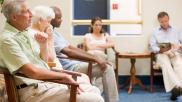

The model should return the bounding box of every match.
[87,62,92,84]
[150,71,154,93]
[115,69,118,84]
[115,53,119,90]
[70,85,77,102]
[150,53,155,93]
[4,74,19,102]
[115,53,118,84]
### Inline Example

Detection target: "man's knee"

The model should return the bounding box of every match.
[81,73,89,80]
[157,54,172,65]
[78,73,90,84]
[157,54,170,61]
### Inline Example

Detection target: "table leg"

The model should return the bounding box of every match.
[128,58,146,94]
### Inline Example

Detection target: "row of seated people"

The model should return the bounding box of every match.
[83,11,182,101]
[1,0,182,102]
[0,0,118,102]
[81,9,182,102]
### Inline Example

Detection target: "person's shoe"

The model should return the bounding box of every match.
[170,87,181,101]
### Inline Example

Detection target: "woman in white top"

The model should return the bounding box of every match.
[84,17,115,66]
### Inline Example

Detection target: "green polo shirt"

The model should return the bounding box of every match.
[0,23,50,85]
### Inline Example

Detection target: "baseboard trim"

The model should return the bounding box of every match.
[118,75,164,85]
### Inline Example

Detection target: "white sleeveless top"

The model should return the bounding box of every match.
[84,33,109,54]
[84,33,108,45]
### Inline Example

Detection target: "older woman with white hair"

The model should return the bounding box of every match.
[29,5,61,67]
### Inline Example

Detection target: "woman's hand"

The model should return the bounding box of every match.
[34,32,48,46]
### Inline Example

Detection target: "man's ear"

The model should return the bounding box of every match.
[11,14,17,21]
[38,18,43,25]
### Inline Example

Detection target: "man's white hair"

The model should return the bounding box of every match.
[2,0,26,21]
[32,6,55,24]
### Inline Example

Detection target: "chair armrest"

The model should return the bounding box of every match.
[44,79,79,86]
[57,55,94,63]
[51,68,81,77]
[15,72,79,86]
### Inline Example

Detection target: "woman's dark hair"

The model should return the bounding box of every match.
[89,17,105,34]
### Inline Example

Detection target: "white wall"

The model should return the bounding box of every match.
[1,0,182,75]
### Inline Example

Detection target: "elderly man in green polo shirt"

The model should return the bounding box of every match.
[0,0,104,102]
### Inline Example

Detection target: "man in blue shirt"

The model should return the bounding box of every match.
[51,6,119,102]
[150,11,182,100]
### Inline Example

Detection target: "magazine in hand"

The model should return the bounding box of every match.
[158,43,171,49]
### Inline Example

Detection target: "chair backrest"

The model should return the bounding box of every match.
[77,43,87,51]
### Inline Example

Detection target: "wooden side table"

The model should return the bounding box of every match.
[116,52,151,94]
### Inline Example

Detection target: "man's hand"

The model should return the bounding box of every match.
[159,43,171,53]
[95,58,110,71]
[171,43,181,49]
[62,74,77,84]
[63,74,85,94]
[160,43,182,53]
[159,47,171,53]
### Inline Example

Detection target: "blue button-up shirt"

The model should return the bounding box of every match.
[54,31,80,70]
[149,26,182,53]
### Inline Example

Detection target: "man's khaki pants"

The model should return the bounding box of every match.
[18,76,104,102]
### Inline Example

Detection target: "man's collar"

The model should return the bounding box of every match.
[5,22,28,34]
[159,25,172,30]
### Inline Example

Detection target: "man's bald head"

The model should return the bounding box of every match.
[50,6,62,28]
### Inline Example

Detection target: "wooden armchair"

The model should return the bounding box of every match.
[150,52,162,92]
[77,43,119,83]
[56,55,93,83]
[0,66,81,102]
